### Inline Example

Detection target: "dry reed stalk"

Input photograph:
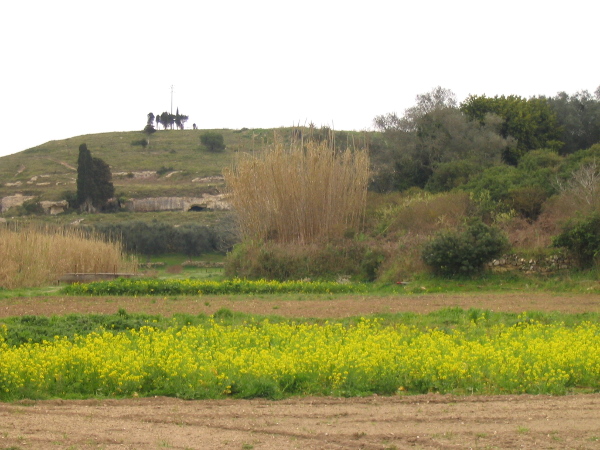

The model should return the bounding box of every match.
[0,225,137,289]
[224,138,369,244]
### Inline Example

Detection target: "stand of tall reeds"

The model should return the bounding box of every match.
[0,225,137,289]
[224,138,369,244]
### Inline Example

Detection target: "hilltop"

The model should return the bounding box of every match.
[0,127,371,204]
[0,128,278,202]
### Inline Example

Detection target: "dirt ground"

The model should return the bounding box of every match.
[2,291,600,319]
[1,292,600,449]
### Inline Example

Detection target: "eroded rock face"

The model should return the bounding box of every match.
[125,194,230,212]
[0,194,35,213]
[40,200,69,215]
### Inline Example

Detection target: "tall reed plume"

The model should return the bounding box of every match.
[0,225,137,289]
[224,137,369,244]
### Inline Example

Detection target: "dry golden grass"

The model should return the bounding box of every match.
[224,138,369,244]
[0,225,137,289]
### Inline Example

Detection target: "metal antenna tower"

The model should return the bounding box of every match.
[170,85,174,115]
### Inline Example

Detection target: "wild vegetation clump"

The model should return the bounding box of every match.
[224,138,369,244]
[421,219,509,276]
[552,212,600,268]
[0,225,137,289]
[223,137,370,280]
[224,239,384,282]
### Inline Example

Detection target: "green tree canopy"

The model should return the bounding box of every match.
[545,89,600,155]
[200,131,226,152]
[76,143,115,212]
[460,94,563,164]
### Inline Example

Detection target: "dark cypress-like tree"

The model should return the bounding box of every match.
[76,143,114,212]
[76,144,95,211]
[92,157,115,207]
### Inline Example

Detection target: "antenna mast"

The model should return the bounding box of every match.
[170,85,174,115]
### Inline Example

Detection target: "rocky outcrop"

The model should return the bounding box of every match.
[0,194,35,213]
[125,194,230,212]
[40,200,69,215]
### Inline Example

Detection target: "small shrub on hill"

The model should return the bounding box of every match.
[200,132,226,152]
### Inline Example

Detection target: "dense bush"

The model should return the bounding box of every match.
[425,160,479,193]
[92,220,237,256]
[200,132,226,152]
[224,240,383,281]
[507,186,549,222]
[422,219,508,276]
[552,213,600,268]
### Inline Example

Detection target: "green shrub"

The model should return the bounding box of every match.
[200,132,226,152]
[130,139,148,148]
[552,213,600,268]
[224,240,383,281]
[425,160,479,193]
[507,186,549,222]
[422,219,509,276]
[156,166,174,176]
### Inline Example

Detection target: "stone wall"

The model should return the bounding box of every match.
[125,194,230,212]
[488,253,574,274]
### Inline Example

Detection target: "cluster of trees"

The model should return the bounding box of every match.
[371,86,600,194]
[144,109,189,133]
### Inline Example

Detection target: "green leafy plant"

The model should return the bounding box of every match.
[200,132,226,152]
[553,212,600,268]
[422,219,508,276]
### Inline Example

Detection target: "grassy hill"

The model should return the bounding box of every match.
[0,127,311,202]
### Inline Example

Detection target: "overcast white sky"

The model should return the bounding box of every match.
[1,0,598,158]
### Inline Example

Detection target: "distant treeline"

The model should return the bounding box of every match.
[91,221,238,256]
[145,109,189,132]
[370,86,600,193]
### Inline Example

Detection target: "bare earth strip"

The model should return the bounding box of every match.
[2,292,600,318]
[1,292,600,449]
[1,394,600,449]
[0,293,600,318]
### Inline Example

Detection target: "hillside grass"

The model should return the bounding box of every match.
[0,127,370,202]
[3,210,231,227]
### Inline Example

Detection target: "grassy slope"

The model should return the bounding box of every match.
[0,127,293,202]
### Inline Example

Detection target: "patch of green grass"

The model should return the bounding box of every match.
[390,270,600,295]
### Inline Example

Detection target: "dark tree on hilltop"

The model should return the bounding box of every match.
[144,112,156,136]
[76,143,115,212]
[175,107,189,130]
[159,111,175,130]
[148,111,189,130]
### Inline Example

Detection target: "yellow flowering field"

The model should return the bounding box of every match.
[1,317,599,400]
